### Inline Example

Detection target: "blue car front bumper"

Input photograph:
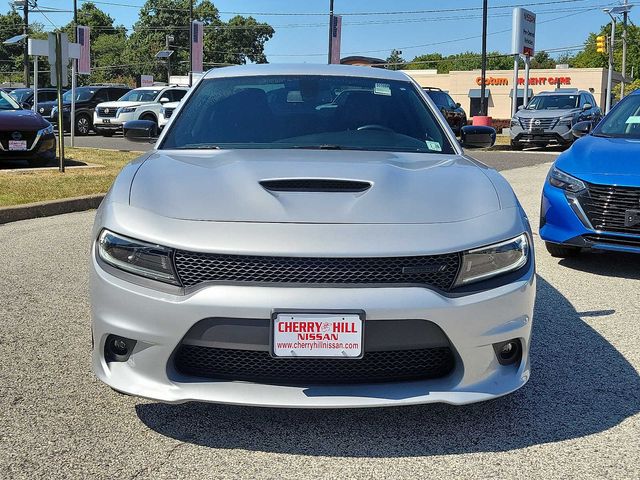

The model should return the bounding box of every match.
[540,182,640,254]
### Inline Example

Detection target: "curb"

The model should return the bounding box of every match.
[0,194,104,225]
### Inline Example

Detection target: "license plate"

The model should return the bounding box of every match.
[625,209,640,227]
[272,312,364,358]
[8,140,27,151]
[530,128,544,134]
[102,119,111,124]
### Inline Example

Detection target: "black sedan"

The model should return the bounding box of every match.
[0,91,56,167]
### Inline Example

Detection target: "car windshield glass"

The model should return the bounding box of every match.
[62,88,95,102]
[118,89,161,102]
[526,94,578,110]
[592,95,640,138]
[161,75,455,154]
[0,91,21,110]
[9,89,32,102]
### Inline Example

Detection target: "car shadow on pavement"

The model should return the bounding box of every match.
[558,251,640,280]
[136,276,640,457]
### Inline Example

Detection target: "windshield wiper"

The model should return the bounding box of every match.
[291,144,345,150]
[591,133,614,138]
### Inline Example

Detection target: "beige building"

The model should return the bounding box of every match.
[405,67,623,120]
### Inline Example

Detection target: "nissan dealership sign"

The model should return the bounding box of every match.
[512,7,536,56]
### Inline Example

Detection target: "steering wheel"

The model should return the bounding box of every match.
[356,124,394,133]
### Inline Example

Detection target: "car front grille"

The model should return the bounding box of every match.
[0,130,38,150]
[173,251,461,290]
[174,344,455,384]
[578,183,640,235]
[97,107,117,118]
[519,117,558,130]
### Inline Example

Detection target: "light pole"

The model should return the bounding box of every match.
[327,0,334,64]
[479,0,488,117]
[603,6,631,113]
[189,0,193,86]
[12,0,31,87]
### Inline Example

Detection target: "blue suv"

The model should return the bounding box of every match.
[540,89,640,257]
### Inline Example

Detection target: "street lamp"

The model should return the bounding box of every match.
[12,0,31,87]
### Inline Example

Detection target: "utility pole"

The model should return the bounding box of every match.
[23,0,30,87]
[621,0,629,99]
[327,0,334,64]
[606,16,616,114]
[479,0,488,116]
[74,0,78,40]
[189,0,193,86]
[166,35,173,83]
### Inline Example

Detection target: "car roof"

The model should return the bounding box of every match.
[536,89,587,96]
[203,64,414,82]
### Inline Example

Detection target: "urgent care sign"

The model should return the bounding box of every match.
[476,76,572,86]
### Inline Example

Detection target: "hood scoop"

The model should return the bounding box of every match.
[259,178,372,193]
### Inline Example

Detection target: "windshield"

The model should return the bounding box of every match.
[0,91,21,110]
[592,94,640,138]
[526,94,578,110]
[62,88,96,102]
[9,88,32,102]
[425,91,449,106]
[161,75,455,154]
[118,89,161,102]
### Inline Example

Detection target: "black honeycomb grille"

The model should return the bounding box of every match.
[173,251,461,290]
[174,345,455,384]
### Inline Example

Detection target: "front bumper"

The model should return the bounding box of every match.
[0,132,56,161]
[91,251,535,408]
[540,182,640,254]
[93,112,136,131]
[510,125,573,145]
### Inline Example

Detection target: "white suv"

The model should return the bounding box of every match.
[93,86,188,136]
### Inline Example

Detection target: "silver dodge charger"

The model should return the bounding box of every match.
[91,64,535,408]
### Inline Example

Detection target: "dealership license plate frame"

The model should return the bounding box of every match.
[8,140,28,151]
[270,309,365,359]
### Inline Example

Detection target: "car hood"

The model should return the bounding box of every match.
[128,149,501,224]
[555,135,640,182]
[515,108,580,119]
[0,109,48,129]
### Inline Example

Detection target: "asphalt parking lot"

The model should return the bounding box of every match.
[1,161,639,479]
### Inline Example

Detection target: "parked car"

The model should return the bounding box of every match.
[92,64,534,408]
[510,88,601,150]
[38,85,131,135]
[423,87,468,134]
[158,100,180,130]
[9,87,64,109]
[0,90,55,167]
[93,86,188,136]
[540,89,640,257]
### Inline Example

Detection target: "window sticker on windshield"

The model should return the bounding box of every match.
[426,140,442,151]
[625,116,640,124]
[374,83,391,96]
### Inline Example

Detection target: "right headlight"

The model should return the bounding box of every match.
[548,165,586,193]
[510,117,520,127]
[97,230,179,285]
[455,233,529,286]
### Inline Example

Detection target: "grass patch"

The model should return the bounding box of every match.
[0,147,142,207]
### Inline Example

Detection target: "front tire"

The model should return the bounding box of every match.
[510,141,524,151]
[545,242,581,258]
[75,114,92,136]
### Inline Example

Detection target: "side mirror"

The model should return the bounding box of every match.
[21,102,31,110]
[455,102,461,108]
[572,121,591,138]
[124,120,158,143]
[159,97,170,103]
[517,105,524,111]
[460,125,496,149]
[582,103,592,111]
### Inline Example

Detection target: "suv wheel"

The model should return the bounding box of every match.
[545,242,581,258]
[75,114,92,136]
[510,141,524,151]
[140,113,157,127]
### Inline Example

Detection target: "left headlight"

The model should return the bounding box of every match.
[38,123,54,136]
[455,234,529,286]
[119,107,137,114]
[548,165,586,193]
[97,230,180,285]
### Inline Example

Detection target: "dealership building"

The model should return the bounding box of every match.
[405,67,623,120]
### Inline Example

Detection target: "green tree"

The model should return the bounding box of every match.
[530,51,556,69]
[385,49,405,70]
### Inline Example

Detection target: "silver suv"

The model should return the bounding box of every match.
[510,89,601,150]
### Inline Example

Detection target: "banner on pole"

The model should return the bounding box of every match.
[330,15,342,64]
[192,21,204,73]
[77,26,91,74]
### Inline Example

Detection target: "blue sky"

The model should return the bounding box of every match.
[25,0,621,63]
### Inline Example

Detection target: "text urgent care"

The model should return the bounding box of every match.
[476,76,572,86]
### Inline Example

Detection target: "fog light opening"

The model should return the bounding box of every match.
[105,334,137,363]
[493,339,522,366]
